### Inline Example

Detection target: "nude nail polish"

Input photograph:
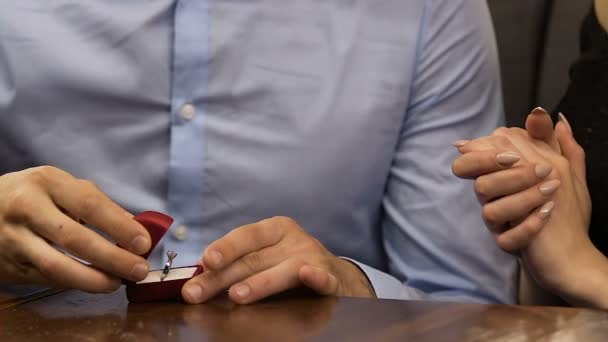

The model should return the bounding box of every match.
[535,164,552,179]
[531,107,548,115]
[558,112,573,135]
[496,152,521,167]
[539,201,555,219]
[539,179,561,196]
[452,140,470,148]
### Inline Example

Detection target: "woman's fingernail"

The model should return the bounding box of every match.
[496,152,521,167]
[129,235,149,255]
[535,164,553,179]
[184,284,203,302]
[452,140,470,148]
[531,107,548,115]
[130,263,149,281]
[539,201,555,219]
[234,283,251,298]
[539,179,561,196]
[558,112,573,135]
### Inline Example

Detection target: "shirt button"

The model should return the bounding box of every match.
[180,104,195,120]
[172,225,188,241]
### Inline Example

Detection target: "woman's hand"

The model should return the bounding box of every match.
[0,166,152,292]
[452,109,565,252]
[453,109,600,306]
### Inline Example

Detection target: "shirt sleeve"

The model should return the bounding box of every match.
[348,0,518,304]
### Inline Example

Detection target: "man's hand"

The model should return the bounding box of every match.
[0,166,152,292]
[182,216,375,304]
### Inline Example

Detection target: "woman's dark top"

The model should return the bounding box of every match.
[555,8,608,255]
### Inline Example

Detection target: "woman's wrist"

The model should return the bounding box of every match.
[558,244,608,309]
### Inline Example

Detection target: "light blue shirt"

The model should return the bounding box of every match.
[0,0,517,303]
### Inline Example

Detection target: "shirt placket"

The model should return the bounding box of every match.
[164,0,209,268]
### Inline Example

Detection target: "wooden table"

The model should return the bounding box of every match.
[1,287,608,341]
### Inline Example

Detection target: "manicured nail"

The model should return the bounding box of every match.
[453,140,470,148]
[496,152,521,167]
[539,201,555,219]
[531,107,548,115]
[184,284,202,302]
[558,112,573,135]
[129,235,149,255]
[130,263,149,281]
[207,250,223,268]
[234,283,251,298]
[534,164,552,179]
[539,179,561,196]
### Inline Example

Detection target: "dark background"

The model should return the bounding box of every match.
[487,0,592,126]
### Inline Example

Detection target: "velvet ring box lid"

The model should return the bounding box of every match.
[124,211,203,303]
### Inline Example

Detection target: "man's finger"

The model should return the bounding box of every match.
[48,178,151,255]
[298,265,339,296]
[31,202,150,282]
[183,246,279,304]
[228,258,305,304]
[0,223,49,285]
[202,218,288,270]
[20,229,122,293]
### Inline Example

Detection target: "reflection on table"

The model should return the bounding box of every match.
[1,286,608,341]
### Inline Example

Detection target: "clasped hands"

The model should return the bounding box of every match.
[0,166,373,303]
[452,108,599,305]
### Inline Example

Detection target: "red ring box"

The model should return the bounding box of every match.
[124,211,203,303]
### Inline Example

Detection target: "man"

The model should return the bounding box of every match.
[0,0,516,304]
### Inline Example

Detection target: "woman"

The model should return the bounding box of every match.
[454,109,599,307]
[452,0,608,308]
[556,0,608,255]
